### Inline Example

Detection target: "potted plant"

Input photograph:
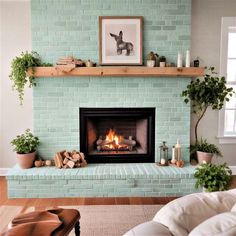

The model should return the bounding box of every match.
[9,51,52,105]
[182,67,234,162]
[191,139,222,163]
[146,51,156,67]
[159,56,166,67]
[11,129,40,169]
[194,163,232,192]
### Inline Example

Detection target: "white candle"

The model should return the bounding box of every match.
[160,158,166,165]
[185,50,190,67]
[177,52,183,67]
[171,146,176,164]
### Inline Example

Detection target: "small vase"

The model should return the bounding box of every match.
[17,151,36,169]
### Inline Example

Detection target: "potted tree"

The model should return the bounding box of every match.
[9,51,52,105]
[194,162,232,192]
[11,129,40,169]
[182,67,234,163]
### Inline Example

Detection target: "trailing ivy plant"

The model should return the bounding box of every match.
[182,67,234,142]
[194,163,232,192]
[9,51,52,105]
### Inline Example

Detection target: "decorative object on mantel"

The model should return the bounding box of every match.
[193,57,200,67]
[157,141,169,166]
[10,51,52,105]
[146,51,156,67]
[185,50,190,67]
[54,150,87,169]
[85,59,94,67]
[11,129,40,169]
[56,56,86,72]
[182,67,234,163]
[159,56,166,67]
[177,52,183,68]
[99,16,143,65]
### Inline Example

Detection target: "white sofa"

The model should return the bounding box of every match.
[124,189,236,236]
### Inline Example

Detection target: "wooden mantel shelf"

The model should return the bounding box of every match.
[29,66,204,77]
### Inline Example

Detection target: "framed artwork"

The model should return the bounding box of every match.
[99,16,143,65]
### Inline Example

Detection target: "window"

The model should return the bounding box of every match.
[219,17,236,143]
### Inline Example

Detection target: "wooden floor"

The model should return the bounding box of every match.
[1,176,236,207]
[0,177,177,207]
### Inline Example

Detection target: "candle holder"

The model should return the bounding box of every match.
[158,141,169,166]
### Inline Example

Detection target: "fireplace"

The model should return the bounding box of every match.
[80,108,155,163]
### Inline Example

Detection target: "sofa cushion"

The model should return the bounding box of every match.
[231,203,236,212]
[189,212,236,236]
[153,190,236,236]
[123,221,172,236]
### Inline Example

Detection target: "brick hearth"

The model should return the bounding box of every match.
[7,164,198,198]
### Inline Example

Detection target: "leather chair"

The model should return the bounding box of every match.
[0,208,80,236]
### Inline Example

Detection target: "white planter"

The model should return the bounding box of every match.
[147,60,155,67]
[160,62,166,67]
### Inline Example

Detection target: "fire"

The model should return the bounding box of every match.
[97,128,134,152]
[105,129,120,148]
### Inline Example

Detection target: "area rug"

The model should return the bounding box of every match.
[0,205,163,235]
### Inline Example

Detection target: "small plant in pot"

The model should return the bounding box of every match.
[191,138,222,163]
[11,129,40,169]
[146,51,156,67]
[194,163,232,192]
[182,67,234,163]
[159,56,166,67]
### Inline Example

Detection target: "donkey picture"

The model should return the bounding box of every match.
[110,31,134,56]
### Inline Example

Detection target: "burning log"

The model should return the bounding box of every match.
[96,133,136,152]
[54,150,87,169]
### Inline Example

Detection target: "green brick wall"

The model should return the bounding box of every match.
[31,0,192,162]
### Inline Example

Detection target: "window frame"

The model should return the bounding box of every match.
[218,17,236,144]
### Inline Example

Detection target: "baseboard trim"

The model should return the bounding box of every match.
[230,166,236,175]
[0,168,10,176]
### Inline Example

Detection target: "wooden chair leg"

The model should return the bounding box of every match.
[74,221,80,236]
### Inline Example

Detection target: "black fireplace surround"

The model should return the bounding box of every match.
[80,108,155,163]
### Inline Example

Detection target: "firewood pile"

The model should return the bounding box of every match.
[54,150,87,169]
[55,56,86,72]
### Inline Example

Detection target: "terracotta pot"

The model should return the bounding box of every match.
[16,151,36,169]
[197,151,213,164]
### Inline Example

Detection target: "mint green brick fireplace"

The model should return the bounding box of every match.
[7,0,197,198]
[31,0,192,162]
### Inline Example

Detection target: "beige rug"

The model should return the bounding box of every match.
[0,205,163,235]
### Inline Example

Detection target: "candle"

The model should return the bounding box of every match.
[177,52,183,68]
[175,139,181,161]
[185,50,190,67]
[171,146,176,164]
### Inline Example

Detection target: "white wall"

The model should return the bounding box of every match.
[191,0,236,165]
[0,0,32,168]
[0,0,236,167]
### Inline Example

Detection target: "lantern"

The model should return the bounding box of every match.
[159,141,168,164]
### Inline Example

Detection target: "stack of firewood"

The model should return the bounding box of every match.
[55,56,85,73]
[54,150,87,169]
